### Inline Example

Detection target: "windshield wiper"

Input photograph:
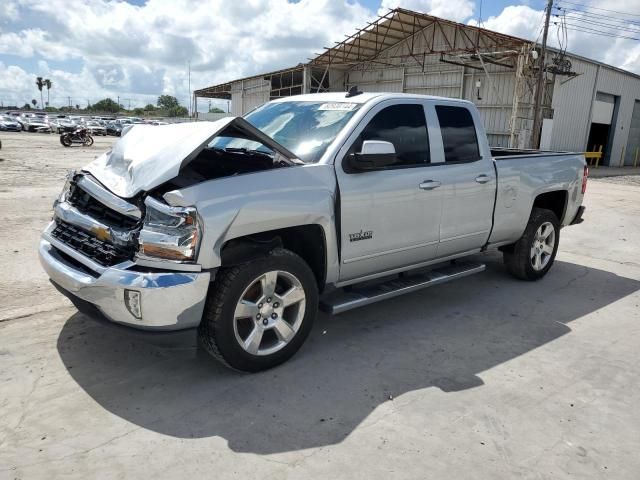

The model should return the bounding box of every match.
[224,147,274,157]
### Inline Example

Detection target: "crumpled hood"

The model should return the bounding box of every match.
[84,118,236,198]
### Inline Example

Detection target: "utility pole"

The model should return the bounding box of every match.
[531,0,553,149]
[68,96,71,108]
[117,95,120,110]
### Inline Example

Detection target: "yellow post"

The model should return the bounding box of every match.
[635,147,639,168]
[584,145,603,168]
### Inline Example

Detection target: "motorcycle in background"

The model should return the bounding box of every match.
[60,127,93,147]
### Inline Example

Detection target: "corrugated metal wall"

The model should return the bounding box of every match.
[220,20,639,159]
[597,67,640,166]
[551,56,640,165]
[550,58,599,152]
[230,77,270,116]
[339,25,523,147]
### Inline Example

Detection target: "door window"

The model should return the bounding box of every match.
[354,104,430,167]
[436,105,480,163]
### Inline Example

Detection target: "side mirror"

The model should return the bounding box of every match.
[348,140,397,171]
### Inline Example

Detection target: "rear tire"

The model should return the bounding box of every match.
[198,248,318,372]
[503,208,560,281]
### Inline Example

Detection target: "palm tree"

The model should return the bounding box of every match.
[36,77,44,110]
[31,99,37,108]
[44,79,52,107]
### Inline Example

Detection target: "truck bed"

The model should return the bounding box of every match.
[491,147,576,159]
[488,149,586,247]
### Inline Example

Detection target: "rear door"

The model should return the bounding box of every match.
[335,100,446,282]
[432,104,496,257]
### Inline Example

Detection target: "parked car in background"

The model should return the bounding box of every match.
[5,112,28,130]
[106,122,124,136]
[84,120,107,136]
[51,116,77,134]
[20,114,52,133]
[0,115,22,132]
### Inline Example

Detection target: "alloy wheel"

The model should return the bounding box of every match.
[233,270,306,356]
[530,221,555,271]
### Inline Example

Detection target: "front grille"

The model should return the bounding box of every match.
[68,183,140,230]
[51,220,135,267]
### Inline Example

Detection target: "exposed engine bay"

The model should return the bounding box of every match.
[84,117,301,199]
[157,122,294,193]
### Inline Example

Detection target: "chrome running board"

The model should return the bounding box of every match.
[320,261,485,315]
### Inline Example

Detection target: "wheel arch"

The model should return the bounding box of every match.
[532,190,568,223]
[220,224,328,292]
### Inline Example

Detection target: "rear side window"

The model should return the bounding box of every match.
[436,105,480,163]
[359,104,430,166]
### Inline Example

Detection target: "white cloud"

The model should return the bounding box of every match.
[380,0,474,22]
[0,1,20,22]
[472,1,640,74]
[0,0,372,109]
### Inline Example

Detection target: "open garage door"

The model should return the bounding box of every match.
[587,92,616,166]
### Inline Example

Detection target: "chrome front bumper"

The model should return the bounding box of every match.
[39,238,211,331]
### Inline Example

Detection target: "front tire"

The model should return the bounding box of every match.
[83,135,94,146]
[198,248,319,372]
[504,208,560,281]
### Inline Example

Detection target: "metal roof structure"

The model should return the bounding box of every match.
[194,8,530,99]
[310,8,527,68]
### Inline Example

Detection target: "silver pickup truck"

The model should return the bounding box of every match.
[39,92,588,371]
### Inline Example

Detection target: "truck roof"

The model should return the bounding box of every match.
[270,92,473,106]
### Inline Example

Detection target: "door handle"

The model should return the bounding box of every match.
[475,174,492,184]
[419,180,441,190]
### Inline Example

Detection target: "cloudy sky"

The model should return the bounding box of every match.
[0,0,638,111]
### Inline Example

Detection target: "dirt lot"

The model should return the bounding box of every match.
[1,131,639,479]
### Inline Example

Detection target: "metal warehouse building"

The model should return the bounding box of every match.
[194,8,640,167]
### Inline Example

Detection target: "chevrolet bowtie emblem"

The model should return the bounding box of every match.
[92,226,111,242]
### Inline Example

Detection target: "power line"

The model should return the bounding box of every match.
[556,0,640,18]
[560,14,640,33]
[555,5,640,27]
[562,24,640,41]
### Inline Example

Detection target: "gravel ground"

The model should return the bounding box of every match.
[1,131,639,479]
[0,131,117,321]
[590,175,640,187]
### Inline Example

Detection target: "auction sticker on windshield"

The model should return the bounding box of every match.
[318,103,358,111]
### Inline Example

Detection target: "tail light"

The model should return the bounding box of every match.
[582,165,588,194]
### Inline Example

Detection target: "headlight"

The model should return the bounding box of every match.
[55,171,75,207]
[137,196,201,262]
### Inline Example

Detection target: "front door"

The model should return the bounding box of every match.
[336,101,445,282]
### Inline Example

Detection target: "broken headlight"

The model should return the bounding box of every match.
[55,171,76,207]
[137,196,201,262]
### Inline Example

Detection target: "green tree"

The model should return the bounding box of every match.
[44,79,52,106]
[133,107,145,116]
[22,103,32,110]
[167,105,188,117]
[209,107,225,113]
[157,95,180,110]
[35,77,45,109]
[90,98,120,113]
[31,99,37,108]
[144,103,157,111]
